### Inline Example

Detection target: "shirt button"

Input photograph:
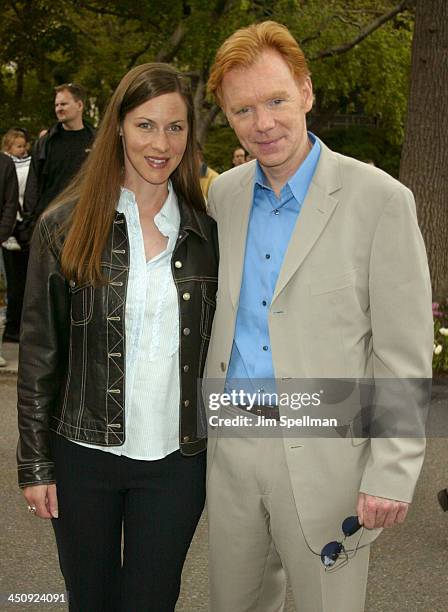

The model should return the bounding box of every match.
[175,261,182,269]
[182,292,191,301]
[262,300,267,306]
[273,209,280,215]
[265,254,271,260]
[183,328,191,336]
[183,365,189,372]
[220,362,227,372]
[184,400,190,407]
[263,345,269,351]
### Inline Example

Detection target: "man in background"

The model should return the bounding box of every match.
[231,146,246,167]
[21,83,95,242]
[197,142,219,200]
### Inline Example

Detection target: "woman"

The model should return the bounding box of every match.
[1,128,32,342]
[0,148,19,365]
[17,63,218,612]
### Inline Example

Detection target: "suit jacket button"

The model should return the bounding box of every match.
[220,362,227,372]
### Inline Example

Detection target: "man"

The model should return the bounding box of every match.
[232,146,247,166]
[197,142,219,199]
[204,21,433,612]
[21,83,95,241]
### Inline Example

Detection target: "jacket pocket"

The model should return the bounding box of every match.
[200,281,217,340]
[69,282,94,325]
[309,268,358,296]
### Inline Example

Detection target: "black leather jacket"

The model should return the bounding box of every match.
[17,197,218,488]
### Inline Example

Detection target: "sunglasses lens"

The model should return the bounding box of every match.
[320,541,343,567]
[342,515,361,537]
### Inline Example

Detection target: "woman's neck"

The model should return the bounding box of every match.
[123,179,169,216]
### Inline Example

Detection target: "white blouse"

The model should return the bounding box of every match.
[74,183,181,460]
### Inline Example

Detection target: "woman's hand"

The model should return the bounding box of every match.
[23,484,58,519]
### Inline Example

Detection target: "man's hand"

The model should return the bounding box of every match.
[357,493,409,529]
[23,484,58,519]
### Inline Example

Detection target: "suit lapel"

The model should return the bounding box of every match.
[227,167,254,308]
[272,142,342,303]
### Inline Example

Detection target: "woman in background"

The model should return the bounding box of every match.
[17,63,218,612]
[0,147,19,365]
[1,128,31,342]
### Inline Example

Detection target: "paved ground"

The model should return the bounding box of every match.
[1,365,447,611]
[0,340,19,375]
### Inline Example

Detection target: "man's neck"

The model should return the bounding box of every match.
[61,118,85,131]
[262,137,312,197]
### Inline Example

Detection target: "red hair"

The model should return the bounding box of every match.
[208,21,310,106]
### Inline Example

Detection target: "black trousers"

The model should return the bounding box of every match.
[1,246,29,336]
[51,433,206,612]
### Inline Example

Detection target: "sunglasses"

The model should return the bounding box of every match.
[320,516,362,569]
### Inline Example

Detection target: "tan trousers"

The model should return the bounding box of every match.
[207,424,370,612]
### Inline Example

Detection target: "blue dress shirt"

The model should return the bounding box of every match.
[227,133,321,394]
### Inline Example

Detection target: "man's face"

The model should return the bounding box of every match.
[54,90,83,124]
[222,49,313,178]
[232,148,246,166]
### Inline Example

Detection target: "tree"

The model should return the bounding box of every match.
[399,0,448,299]
[1,1,416,150]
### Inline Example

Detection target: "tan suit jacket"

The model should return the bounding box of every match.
[205,141,433,552]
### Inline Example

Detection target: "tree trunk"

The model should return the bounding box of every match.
[399,0,448,300]
[14,62,24,104]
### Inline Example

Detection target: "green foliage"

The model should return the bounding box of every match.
[0,0,415,147]
[318,125,402,177]
[203,126,243,173]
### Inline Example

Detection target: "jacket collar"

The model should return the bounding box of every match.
[46,121,96,141]
[178,196,209,241]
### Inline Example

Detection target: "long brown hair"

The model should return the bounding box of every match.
[57,63,205,285]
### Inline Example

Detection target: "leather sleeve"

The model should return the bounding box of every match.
[17,215,70,488]
[0,156,19,243]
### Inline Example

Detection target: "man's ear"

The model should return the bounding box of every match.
[301,77,314,113]
[224,111,234,130]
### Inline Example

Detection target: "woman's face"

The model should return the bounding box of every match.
[121,92,188,190]
[9,136,27,158]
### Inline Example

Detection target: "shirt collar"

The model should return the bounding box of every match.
[254,131,321,205]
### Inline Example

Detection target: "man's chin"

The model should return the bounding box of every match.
[256,154,287,169]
